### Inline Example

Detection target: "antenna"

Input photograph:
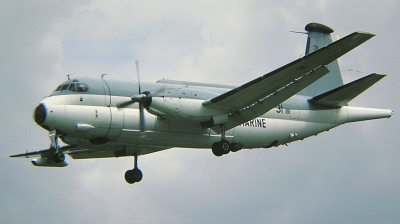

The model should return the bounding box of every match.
[67,72,76,80]
[290,31,307,34]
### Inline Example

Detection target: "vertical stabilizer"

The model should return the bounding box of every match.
[298,23,344,97]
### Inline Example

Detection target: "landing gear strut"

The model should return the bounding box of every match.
[125,153,143,184]
[49,130,66,163]
[211,124,242,156]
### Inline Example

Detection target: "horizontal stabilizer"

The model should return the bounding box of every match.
[310,73,385,107]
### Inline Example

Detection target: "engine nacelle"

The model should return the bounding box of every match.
[31,158,68,167]
[150,97,222,122]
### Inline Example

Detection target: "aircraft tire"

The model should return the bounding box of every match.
[230,142,243,152]
[219,140,230,154]
[125,170,136,184]
[133,168,143,182]
[125,168,143,184]
[212,142,223,157]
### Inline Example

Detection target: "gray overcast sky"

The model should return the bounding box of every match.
[1,1,399,223]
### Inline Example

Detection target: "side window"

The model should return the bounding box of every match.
[61,84,69,91]
[68,83,76,91]
[76,83,89,92]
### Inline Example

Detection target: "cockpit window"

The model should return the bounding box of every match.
[54,83,89,92]
[76,83,89,92]
[68,83,76,91]
[61,84,69,91]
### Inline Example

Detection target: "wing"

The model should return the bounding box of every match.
[9,145,82,158]
[10,145,171,159]
[202,32,375,131]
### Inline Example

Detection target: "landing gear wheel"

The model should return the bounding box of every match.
[132,168,143,182]
[211,140,231,156]
[230,142,243,152]
[52,152,65,163]
[125,168,143,184]
[212,142,223,157]
[220,139,230,154]
[125,170,135,184]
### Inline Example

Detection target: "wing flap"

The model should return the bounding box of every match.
[69,146,170,159]
[310,73,385,107]
[203,32,375,113]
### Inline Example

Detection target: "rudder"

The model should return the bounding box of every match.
[298,23,344,97]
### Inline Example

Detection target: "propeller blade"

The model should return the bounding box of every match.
[116,100,135,109]
[139,103,146,135]
[135,60,146,136]
[136,60,141,94]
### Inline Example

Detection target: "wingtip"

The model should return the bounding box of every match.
[355,31,376,36]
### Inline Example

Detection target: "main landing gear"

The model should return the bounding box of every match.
[211,124,243,157]
[125,153,143,184]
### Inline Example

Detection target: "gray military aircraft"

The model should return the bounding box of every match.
[10,23,393,184]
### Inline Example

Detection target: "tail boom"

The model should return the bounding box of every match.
[338,106,393,124]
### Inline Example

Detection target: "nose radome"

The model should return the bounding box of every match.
[34,103,47,126]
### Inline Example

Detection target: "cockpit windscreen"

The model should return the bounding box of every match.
[54,80,89,93]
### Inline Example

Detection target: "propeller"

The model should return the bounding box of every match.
[135,61,149,135]
[117,61,152,135]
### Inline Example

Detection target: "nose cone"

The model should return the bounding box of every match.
[34,104,47,126]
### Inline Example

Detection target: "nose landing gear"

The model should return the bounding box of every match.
[49,130,66,163]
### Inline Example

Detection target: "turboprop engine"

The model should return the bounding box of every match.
[121,90,225,123]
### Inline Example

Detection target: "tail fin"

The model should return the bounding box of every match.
[298,23,344,97]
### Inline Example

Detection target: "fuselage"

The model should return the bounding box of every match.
[34,77,392,154]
